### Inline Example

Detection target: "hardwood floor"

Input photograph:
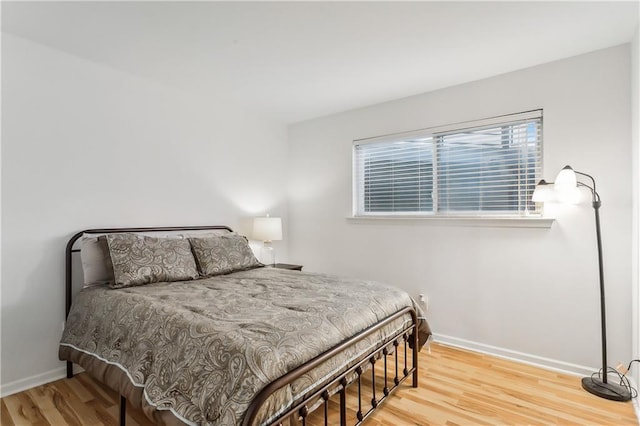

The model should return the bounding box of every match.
[2,343,637,425]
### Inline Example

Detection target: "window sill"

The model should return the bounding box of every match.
[346,215,554,228]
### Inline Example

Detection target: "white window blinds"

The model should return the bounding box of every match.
[355,137,434,214]
[353,110,542,216]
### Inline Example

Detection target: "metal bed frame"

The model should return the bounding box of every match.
[64,226,419,426]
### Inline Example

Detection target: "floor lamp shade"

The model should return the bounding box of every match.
[532,179,554,202]
[554,165,578,193]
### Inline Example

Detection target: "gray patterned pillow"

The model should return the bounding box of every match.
[188,235,263,276]
[103,234,199,288]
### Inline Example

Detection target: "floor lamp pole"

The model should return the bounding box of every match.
[580,200,631,401]
[594,202,607,383]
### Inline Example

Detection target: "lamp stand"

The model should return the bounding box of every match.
[580,200,631,402]
[261,240,276,266]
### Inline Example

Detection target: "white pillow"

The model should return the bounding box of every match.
[80,234,114,287]
[174,230,232,239]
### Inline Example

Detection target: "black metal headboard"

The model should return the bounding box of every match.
[65,225,233,319]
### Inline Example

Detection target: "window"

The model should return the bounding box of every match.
[353,110,542,217]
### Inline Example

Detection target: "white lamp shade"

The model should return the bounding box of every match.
[532,180,554,202]
[253,217,282,242]
[554,166,577,193]
[555,186,584,204]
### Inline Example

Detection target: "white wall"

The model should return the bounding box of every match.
[0,34,289,394]
[632,27,639,389]
[288,45,632,373]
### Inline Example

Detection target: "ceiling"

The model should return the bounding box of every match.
[2,1,639,124]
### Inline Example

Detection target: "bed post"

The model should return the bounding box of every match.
[339,378,347,426]
[411,309,419,388]
[120,395,127,425]
[65,231,84,379]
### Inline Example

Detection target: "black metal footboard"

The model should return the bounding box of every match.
[243,306,419,426]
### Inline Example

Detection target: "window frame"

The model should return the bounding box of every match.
[352,110,544,221]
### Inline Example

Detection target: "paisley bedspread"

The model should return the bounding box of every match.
[59,267,430,425]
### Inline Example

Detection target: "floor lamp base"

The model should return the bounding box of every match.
[581,377,631,402]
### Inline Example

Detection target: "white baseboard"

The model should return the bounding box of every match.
[1,367,66,398]
[0,364,84,398]
[433,333,597,377]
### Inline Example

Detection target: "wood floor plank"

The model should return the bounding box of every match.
[46,384,83,426]
[87,399,120,426]
[64,373,96,403]
[26,385,70,426]
[1,399,17,426]
[1,343,637,425]
[52,379,106,425]
[77,373,118,407]
[3,392,50,425]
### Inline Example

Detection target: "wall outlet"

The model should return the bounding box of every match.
[418,293,428,311]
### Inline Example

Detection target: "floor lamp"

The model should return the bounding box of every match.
[533,165,631,402]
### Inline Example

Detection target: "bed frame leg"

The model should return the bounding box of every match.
[66,361,73,379]
[412,331,419,388]
[339,378,347,426]
[120,395,126,426]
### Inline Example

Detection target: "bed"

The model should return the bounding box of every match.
[59,226,431,425]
